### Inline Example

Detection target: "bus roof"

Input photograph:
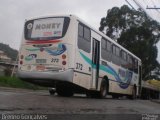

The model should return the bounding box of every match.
[25,14,72,21]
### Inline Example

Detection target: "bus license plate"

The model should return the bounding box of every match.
[36,59,46,64]
[36,65,45,71]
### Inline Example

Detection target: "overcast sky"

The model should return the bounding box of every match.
[0,0,160,61]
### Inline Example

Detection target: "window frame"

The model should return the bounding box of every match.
[77,23,91,53]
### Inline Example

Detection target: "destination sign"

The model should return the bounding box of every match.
[31,18,64,38]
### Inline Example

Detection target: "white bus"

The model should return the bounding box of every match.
[18,15,142,98]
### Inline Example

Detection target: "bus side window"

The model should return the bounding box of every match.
[107,41,111,51]
[120,50,127,68]
[111,45,120,66]
[101,38,112,62]
[133,59,138,73]
[101,38,106,49]
[127,55,134,71]
[112,45,116,55]
[84,27,91,42]
[78,24,83,37]
[115,46,120,57]
[78,23,91,53]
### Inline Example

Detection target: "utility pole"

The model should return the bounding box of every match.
[11,54,18,77]
[132,0,154,19]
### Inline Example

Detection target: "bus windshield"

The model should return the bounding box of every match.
[24,17,70,40]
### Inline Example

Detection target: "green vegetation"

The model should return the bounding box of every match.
[0,76,46,90]
[0,43,18,61]
[99,5,160,79]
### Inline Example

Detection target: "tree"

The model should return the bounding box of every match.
[99,5,160,79]
[0,43,18,61]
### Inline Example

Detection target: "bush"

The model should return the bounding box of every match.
[0,76,46,90]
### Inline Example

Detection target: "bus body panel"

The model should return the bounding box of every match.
[99,59,138,95]
[73,47,92,89]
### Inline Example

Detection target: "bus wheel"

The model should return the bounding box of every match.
[128,86,136,100]
[99,79,108,98]
[86,91,92,98]
[86,79,108,98]
[112,94,119,99]
[132,86,137,99]
[56,83,73,97]
[49,88,56,95]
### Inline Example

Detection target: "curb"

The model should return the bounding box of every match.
[151,99,160,104]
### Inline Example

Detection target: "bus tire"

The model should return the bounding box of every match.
[56,83,73,97]
[49,88,56,95]
[98,79,108,98]
[128,86,136,100]
[86,91,92,98]
[112,94,119,99]
[132,86,137,99]
[86,79,108,98]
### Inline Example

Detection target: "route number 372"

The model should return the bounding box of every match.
[51,58,59,63]
[76,63,83,70]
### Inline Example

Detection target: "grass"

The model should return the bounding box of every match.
[0,76,46,90]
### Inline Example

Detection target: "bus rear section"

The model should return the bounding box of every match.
[18,16,77,96]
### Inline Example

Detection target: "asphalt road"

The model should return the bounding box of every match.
[0,87,159,120]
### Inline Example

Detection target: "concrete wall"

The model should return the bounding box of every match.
[0,65,17,76]
[0,66,5,76]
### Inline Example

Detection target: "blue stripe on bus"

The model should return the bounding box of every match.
[79,51,132,89]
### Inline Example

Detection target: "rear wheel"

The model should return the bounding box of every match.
[86,79,108,98]
[128,86,136,100]
[132,86,136,99]
[49,88,56,95]
[112,94,119,99]
[56,82,73,97]
[99,80,108,98]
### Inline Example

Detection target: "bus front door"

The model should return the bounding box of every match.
[91,38,100,89]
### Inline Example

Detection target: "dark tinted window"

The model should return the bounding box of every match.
[128,55,132,64]
[84,27,91,41]
[111,45,120,65]
[100,39,138,70]
[127,55,133,71]
[107,41,111,51]
[116,47,120,57]
[101,39,106,49]
[120,50,127,68]
[112,45,116,55]
[121,50,127,61]
[78,23,91,53]
[133,58,138,73]
[78,24,83,37]
[101,38,112,62]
